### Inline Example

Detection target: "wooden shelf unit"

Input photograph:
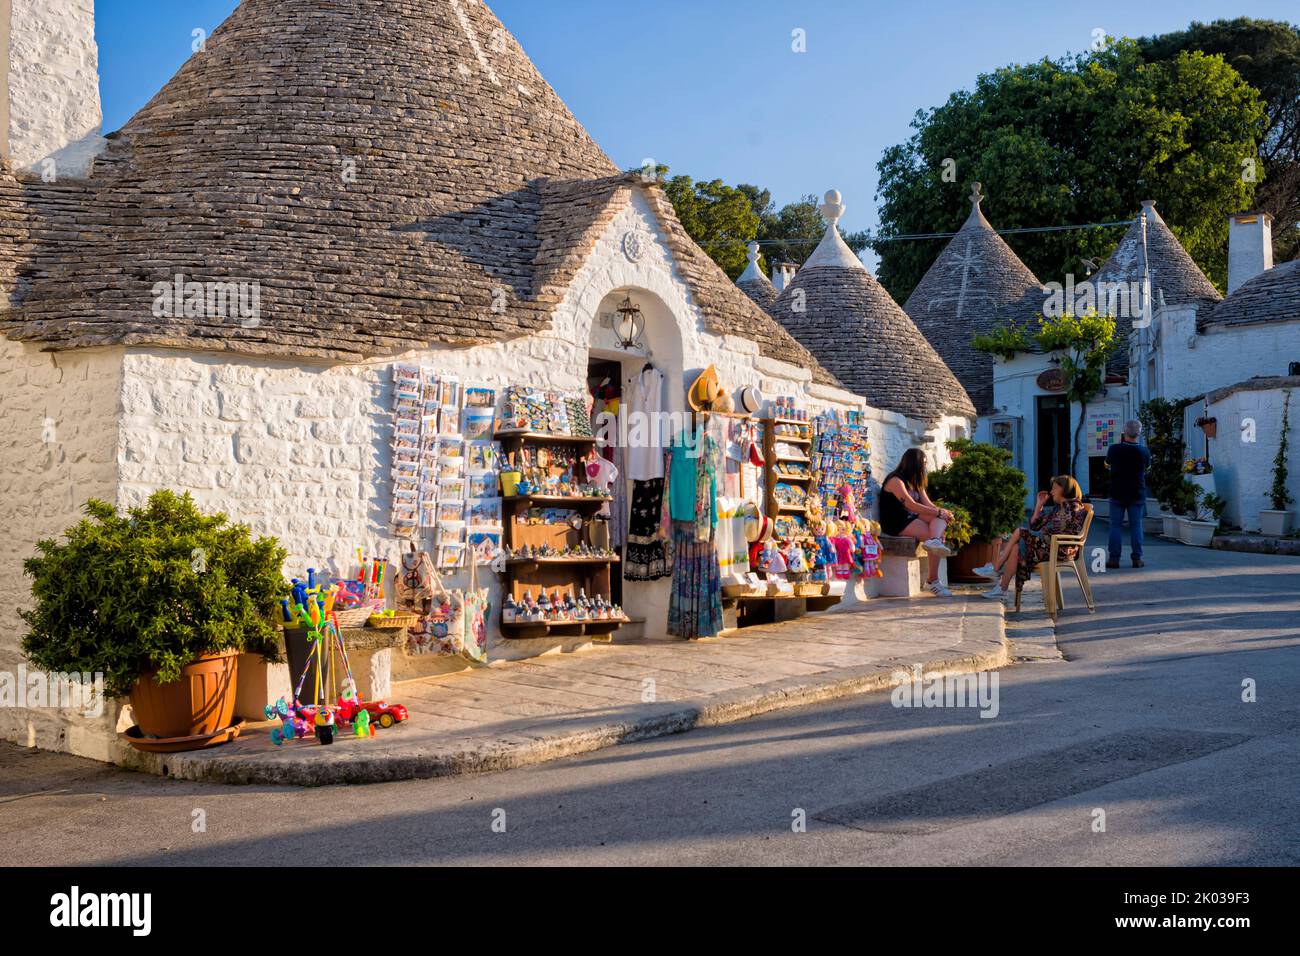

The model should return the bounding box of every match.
[764,417,817,518]
[496,430,624,640]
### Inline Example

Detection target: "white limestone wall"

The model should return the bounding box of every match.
[0,340,124,757]
[4,0,104,178]
[1203,386,1300,531]
[1159,309,1300,402]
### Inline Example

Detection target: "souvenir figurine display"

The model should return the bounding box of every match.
[496,409,626,641]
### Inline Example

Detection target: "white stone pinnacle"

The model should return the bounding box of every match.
[804,189,866,271]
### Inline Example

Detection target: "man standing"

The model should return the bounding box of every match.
[1107,420,1151,568]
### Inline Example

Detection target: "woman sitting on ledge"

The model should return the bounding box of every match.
[880,448,954,598]
[977,475,1087,601]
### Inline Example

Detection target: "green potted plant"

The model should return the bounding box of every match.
[1140,396,1190,530]
[936,502,974,552]
[22,491,286,748]
[927,439,1029,581]
[1261,390,1294,536]
[1178,487,1225,547]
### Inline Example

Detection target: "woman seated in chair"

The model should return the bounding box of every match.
[977,475,1087,601]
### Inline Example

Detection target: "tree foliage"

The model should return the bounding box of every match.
[21,491,286,697]
[1271,389,1295,511]
[1138,18,1300,264]
[644,165,870,279]
[874,38,1268,302]
[661,173,761,279]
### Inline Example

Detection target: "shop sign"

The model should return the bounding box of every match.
[1036,368,1067,392]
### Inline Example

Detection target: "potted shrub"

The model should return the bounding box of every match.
[1178,488,1225,547]
[928,439,1029,581]
[21,491,286,747]
[1141,396,1190,533]
[1260,390,1294,536]
[937,503,974,552]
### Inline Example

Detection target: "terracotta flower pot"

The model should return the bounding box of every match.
[947,538,999,583]
[130,650,239,739]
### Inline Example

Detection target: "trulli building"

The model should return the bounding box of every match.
[0,0,972,759]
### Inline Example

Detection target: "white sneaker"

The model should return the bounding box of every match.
[923,538,953,557]
[972,562,998,578]
[927,580,953,598]
[983,584,1007,601]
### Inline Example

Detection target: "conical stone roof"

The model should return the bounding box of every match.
[904,184,1040,415]
[1082,201,1221,374]
[771,191,976,422]
[737,241,779,313]
[0,0,836,381]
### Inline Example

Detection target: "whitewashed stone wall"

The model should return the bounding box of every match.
[4,0,104,178]
[1202,384,1300,531]
[1158,307,1300,403]
[0,340,124,757]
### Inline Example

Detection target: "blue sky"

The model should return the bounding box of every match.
[97,0,1297,264]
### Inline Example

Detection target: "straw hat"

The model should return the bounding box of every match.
[687,365,721,412]
[745,511,773,543]
[737,385,763,416]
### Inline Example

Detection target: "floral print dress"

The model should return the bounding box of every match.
[1016,499,1087,584]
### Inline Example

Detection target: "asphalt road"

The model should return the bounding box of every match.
[2,527,1298,866]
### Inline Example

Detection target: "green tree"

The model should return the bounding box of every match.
[1139,396,1192,506]
[873,39,1268,302]
[739,187,872,269]
[1034,311,1116,479]
[1138,19,1300,264]
[660,174,761,279]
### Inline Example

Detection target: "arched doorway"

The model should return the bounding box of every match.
[585,288,685,641]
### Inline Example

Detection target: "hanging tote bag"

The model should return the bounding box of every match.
[460,549,490,664]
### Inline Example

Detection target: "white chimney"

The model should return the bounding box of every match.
[1227,211,1273,295]
[772,261,798,292]
[1,0,105,179]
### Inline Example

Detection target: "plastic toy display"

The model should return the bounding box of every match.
[266,576,408,746]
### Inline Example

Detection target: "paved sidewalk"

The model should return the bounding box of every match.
[120,596,1007,785]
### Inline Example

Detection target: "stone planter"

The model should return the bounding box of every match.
[1162,514,1180,538]
[1259,510,1294,536]
[1178,518,1217,548]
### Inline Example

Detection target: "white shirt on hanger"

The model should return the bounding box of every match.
[626,365,665,481]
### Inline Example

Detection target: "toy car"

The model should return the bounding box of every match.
[340,699,408,729]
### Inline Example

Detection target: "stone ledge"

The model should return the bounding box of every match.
[116,602,1009,786]
[1211,534,1300,556]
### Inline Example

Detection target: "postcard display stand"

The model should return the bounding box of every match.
[390,365,504,581]
[495,387,628,642]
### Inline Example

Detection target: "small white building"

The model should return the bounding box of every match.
[1147,213,1300,530]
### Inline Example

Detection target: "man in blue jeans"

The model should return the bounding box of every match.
[1107,420,1151,568]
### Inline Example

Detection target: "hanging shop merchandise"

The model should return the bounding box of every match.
[666,418,724,639]
[389,366,501,660]
[752,404,883,599]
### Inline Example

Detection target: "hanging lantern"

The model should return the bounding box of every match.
[613,296,645,351]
